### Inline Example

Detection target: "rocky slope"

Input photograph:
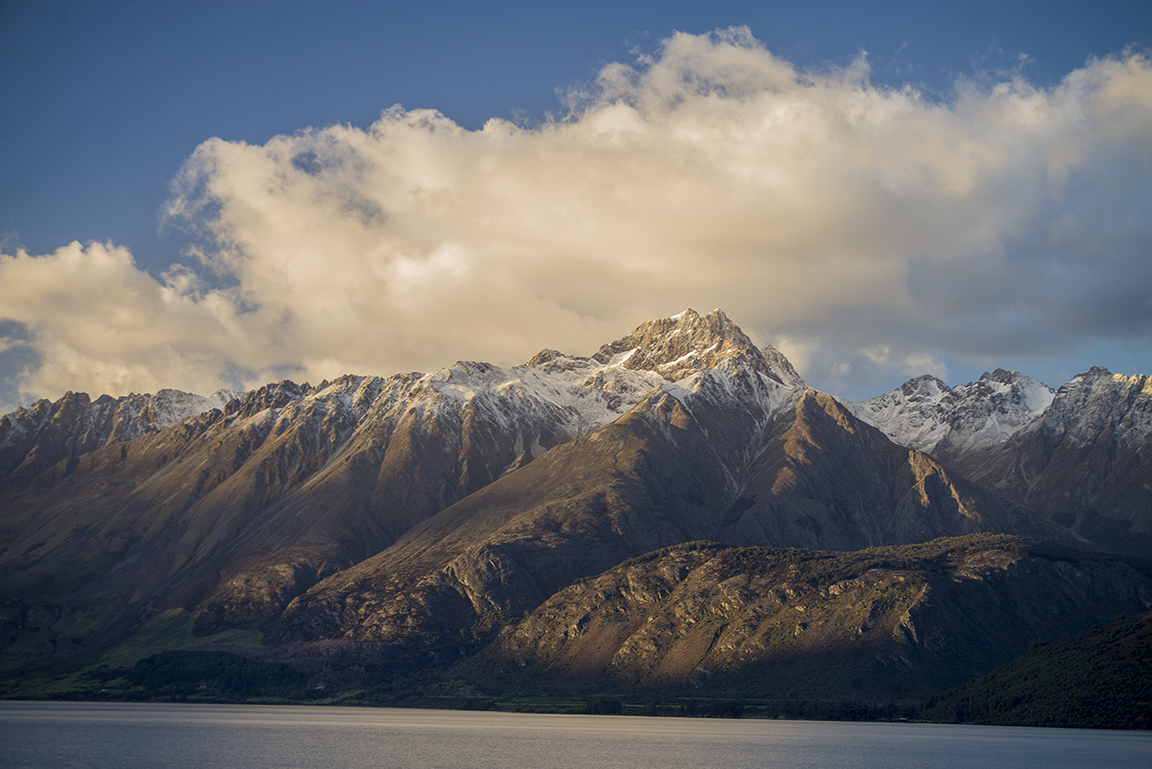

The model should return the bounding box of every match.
[469,536,1152,700]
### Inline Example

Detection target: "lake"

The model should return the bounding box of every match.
[1,702,1149,768]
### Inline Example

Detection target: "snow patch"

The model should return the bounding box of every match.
[608,348,639,367]
[659,382,691,403]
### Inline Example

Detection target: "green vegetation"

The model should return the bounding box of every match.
[0,649,307,703]
[0,608,265,701]
[585,697,624,714]
[128,650,309,699]
[98,608,263,670]
[920,612,1152,729]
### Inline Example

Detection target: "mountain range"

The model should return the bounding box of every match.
[1,309,1149,704]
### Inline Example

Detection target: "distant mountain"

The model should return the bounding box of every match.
[846,367,1152,556]
[842,369,1054,460]
[0,309,1148,708]
[0,387,240,483]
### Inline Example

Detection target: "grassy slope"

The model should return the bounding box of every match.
[0,609,261,700]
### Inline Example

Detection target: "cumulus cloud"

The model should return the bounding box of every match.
[0,242,257,403]
[3,28,1151,409]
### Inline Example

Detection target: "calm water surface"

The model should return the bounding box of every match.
[1,702,1149,769]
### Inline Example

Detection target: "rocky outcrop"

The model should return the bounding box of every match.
[588,308,804,388]
[470,536,1152,699]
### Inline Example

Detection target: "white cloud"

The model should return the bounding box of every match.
[3,29,1151,408]
[0,242,260,404]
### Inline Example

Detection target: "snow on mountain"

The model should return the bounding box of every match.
[1,387,241,440]
[6,307,1151,685]
[761,344,807,389]
[369,308,807,452]
[0,308,800,519]
[0,386,243,482]
[1041,367,1152,447]
[842,369,1056,458]
[0,309,802,483]
[0,308,816,636]
[938,366,1152,557]
[840,374,953,453]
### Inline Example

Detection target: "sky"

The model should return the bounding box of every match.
[1,0,1151,412]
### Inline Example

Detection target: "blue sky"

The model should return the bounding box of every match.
[1,0,1150,410]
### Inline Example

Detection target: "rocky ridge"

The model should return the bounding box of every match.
[0,309,1149,704]
[842,368,1055,461]
[0,387,240,484]
[472,536,1152,699]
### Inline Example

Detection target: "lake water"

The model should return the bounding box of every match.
[1,702,1149,769]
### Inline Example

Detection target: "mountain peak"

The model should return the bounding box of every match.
[844,368,1056,459]
[981,368,1018,384]
[899,374,951,400]
[760,344,807,389]
[589,308,794,385]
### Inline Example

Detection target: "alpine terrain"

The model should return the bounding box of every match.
[1,309,1149,712]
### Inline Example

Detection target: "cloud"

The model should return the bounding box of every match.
[0,242,257,405]
[3,28,1151,408]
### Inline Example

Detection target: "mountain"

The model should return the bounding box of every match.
[842,369,1055,461]
[0,309,1148,709]
[0,310,800,662]
[0,343,657,653]
[846,367,1152,556]
[0,387,240,484]
[468,536,1152,700]
[267,325,1072,658]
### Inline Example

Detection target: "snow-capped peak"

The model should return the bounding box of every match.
[761,344,807,390]
[842,369,1055,456]
[1040,367,1152,446]
[0,386,245,482]
[585,308,801,386]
